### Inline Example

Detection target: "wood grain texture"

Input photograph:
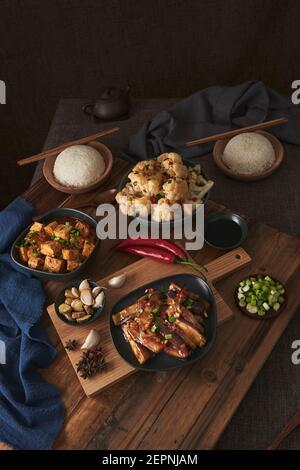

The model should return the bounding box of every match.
[47,248,250,397]
[1,156,300,450]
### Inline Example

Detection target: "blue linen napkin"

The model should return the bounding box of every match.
[123,80,300,162]
[0,196,64,450]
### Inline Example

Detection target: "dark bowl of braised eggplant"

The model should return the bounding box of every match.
[110,273,216,371]
[10,208,100,280]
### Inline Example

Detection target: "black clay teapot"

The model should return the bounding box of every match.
[83,86,130,121]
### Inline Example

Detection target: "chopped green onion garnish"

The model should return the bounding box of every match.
[168,316,176,323]
[165,333,172,340]
[151,307,159,315]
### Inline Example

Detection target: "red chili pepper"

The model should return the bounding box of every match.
[114,238,187,260]
[121,245,176,264]
[116,245,207,280]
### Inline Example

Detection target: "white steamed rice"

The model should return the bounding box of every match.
[222,132,275,175]
[53,144,105,187]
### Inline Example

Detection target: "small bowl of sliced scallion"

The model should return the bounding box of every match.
[235,274,286,319]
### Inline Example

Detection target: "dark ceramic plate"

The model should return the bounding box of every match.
[55,279,105,326]
[235,273,287,320]
[110,273,217,371]
[117,159,212,225]
[10,208,100,280]
[204,211,248,250]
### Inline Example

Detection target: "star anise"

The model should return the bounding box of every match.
[76,347,105,379]
[65,339,78,351]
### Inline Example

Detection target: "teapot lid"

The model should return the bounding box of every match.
[99,86,128,102]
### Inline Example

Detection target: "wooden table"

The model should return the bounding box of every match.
[2,155,300,450]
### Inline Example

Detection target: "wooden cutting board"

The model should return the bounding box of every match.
[47,247,251,397]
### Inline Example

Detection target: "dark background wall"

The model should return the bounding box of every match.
[0,0,299,207]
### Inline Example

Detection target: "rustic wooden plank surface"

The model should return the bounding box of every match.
[47,248,251,397]
[1,155,300,450]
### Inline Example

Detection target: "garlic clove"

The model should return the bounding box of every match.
[83,304,93,315]
[65,289,75,299]
[93,291,105,309]
[92,286,102,298]
[108,273,127,289]
[71,299,84,311]
[79,279,90,291]
[80,288,94,306]
[81,329,101,350]
[71,287,80,298]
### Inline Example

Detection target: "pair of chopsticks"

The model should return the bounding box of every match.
[185,117,288,147]
[17,127,120,166]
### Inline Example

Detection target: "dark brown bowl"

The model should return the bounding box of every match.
[213,130,284,181]
[235,273,287,320]
[43,140,113,194]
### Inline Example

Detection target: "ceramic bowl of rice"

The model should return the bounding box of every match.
[43,141,113,194]
[213,131,283,181]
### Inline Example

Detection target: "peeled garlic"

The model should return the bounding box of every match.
[92,286,102,298]
[65,289,75,299]
[80,288,94,306]
[71,287,80,298]
[83,304,93,315]
[108,273,127,289]
[71,299,84,311]
[93,291,105,309]
[79,279,90,291]
[81,329,100,350]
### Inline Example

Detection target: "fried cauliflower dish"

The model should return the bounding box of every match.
[116,153,214,222]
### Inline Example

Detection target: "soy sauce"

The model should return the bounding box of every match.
[205,219,242,249]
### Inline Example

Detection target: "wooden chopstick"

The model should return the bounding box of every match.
[17,127,120,166]
[185,118,288,147]
[267,410,300,449]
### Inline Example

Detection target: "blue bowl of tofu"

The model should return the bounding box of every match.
[10,208,100,280]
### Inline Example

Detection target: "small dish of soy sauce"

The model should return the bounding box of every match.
[204,212,248,250]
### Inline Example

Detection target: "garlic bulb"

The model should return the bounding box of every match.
[81,329,101,350]
[108,273,127,288]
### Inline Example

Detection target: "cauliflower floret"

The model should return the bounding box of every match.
[152,198,183,222]
[157,152,182,164]
[162,178,189,202]
[158,152,187,178]
[118,193,151,218]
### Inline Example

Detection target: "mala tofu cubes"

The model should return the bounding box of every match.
[44,255,65,273]
[28,257,44,270]
[40,241,62,257]
[44,221,58,237]
[17,216,97,273]
[30,222,44,233]
[53,224,72,240]
[62,248,80,261]
[19,246,29,263]
[75,220,90,237]
[82,240,95,257]
[66,260,81,271]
